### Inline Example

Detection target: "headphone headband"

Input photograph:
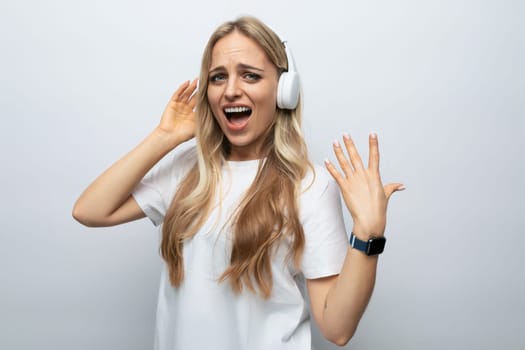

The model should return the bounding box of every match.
[283,41,296,73]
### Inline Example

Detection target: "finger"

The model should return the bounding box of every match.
[185,79,199,104]
[179,80,197,102]
[332,139,354,178]
[188,93,198,110]
[324,159,346,187]
[368,132,380,174]
[185,79,199,110]
[342,134,365,172]
[171,80,190,102]
[384,183,406,200]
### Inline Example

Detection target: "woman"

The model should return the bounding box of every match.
[73,16,403,350]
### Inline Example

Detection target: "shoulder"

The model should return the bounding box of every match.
[299,163,342,219]
[298,163,348,278]
[140,140,198,190]
[169,139,198,168]
[300,164,337,200]
[156,140,198,178]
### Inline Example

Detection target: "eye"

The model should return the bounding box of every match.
[209,73,226,83]
[243,72,261,82]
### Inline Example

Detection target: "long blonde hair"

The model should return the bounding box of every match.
[161,16,312,298]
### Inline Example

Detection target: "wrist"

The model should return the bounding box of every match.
[351,225,385,240]
[150,127,186,152]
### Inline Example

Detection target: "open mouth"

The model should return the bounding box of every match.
[224,106,252,126]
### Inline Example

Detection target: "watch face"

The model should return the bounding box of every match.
[367,237,386,255]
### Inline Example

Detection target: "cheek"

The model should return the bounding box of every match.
[206,89,221,112]
[263,89,278,112]
[250,84,277,108]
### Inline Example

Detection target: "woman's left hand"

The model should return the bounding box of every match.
[325,133,404,238]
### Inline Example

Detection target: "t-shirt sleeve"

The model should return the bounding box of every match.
[300,166,349,279]
[132,143,197,227]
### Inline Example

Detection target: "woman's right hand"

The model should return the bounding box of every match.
[157,79,199,144]
[73,79,200,227]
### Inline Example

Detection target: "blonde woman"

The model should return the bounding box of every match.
[73,16,403,350]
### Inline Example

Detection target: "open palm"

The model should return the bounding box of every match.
[325,133,404,238]
[158,79,198,143]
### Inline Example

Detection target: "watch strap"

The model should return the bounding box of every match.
[349,232,369,253]
[349,232,386,255]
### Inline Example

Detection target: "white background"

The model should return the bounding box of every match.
[1,0,524,349]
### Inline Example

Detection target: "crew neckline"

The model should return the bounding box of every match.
[225,158,263,168]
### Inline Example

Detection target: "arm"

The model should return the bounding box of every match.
[72,80,198,227]
[307,133,404,346]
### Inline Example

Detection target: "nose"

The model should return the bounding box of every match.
[224,77,242,100]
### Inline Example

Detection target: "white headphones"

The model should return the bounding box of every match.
[277,42,300,110]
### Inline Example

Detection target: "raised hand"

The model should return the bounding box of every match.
[158,79,198,143]
[324,133,404,238]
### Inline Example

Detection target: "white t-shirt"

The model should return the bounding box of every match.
[132,144,348,350]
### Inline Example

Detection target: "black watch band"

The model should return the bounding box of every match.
[349,232,386,256]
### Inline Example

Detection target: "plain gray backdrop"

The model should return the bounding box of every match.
[1,0,523,349]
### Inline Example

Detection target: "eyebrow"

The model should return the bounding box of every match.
[209,63,265,74]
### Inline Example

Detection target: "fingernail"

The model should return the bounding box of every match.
[370,132,377,139]
[398,185,406,191]
[324,158,331,165]
[343,133,350,140]
[333,140,340,148]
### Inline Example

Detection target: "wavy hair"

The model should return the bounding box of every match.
[161,16,313,298]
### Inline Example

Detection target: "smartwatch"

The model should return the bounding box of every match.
[349,232,386,256]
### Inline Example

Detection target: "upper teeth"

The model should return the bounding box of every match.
[224,106,250,113]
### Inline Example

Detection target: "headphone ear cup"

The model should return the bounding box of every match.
[277,71,300,110]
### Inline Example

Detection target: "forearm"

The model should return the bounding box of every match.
[319,134,403,345]
[321,246,379,345]
[73,128,183,226]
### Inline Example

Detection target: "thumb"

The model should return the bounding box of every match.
[384,183,405,200]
